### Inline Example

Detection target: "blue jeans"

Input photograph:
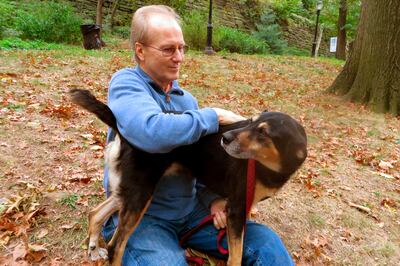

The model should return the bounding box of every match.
[102,200,294,266]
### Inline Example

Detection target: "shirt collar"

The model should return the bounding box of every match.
[135,65,184,96]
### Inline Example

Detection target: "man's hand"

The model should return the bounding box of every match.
[210,198,227,229]
[212,108,246,125]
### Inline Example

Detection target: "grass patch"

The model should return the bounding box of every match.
[58,193,79,209]
[0,38,67,50]
[340,212,372,230]
[308,213,326,228]
[4,103,25,111]
[378,242,396,258]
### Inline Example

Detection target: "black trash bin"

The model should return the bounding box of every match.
[80,24,103,50]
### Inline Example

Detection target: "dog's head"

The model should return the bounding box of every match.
[221,111,307,175]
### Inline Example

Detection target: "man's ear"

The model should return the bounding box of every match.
[135,42,145,61]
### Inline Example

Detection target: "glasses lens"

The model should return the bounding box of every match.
[161,45,189,56]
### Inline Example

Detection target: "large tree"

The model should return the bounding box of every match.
[328,0,400,115]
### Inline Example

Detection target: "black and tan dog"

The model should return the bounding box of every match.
[70,89,307,266]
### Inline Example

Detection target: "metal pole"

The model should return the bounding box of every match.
[204,0,214,55]
[311,9,321,57]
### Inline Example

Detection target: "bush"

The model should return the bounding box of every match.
[0,0,16,39]
[214,26,269,55]
[112,26,130,39]
[182,11,208,51]
[269,0,306,22]
[15,0,82,43]
[0,37,65,50]
[253,8,287,54]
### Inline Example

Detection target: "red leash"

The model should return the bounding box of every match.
[180,159,256,264]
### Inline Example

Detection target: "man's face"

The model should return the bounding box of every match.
[137,16,185,89]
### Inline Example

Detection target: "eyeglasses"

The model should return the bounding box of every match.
[140,43,189,57]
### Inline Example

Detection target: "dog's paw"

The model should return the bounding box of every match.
[88,247,108,261]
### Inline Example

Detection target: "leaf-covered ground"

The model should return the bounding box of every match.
[1,45,399,265]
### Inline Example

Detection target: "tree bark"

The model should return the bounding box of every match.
[110,0,120,32]
[327,0,400,115]
[336,0,347,60]
[96,0,105,36]
[314,25,324,58]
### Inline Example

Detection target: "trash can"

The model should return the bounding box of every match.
[80,24,103,50]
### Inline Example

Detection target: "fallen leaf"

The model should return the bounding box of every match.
[90,145,103,151]
[378,160,393,170]
[13,243,28,261]
[27,243,47,262]
[381,198,396,207]
[36,229,48,239]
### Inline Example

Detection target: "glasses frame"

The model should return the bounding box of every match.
[139,43,189,57]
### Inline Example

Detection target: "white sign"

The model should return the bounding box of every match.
[330,37,337,52]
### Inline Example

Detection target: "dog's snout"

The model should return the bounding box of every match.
[222,132,235,145]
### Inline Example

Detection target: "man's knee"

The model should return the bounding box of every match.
[123,245,187,266]
[243,223,294,266]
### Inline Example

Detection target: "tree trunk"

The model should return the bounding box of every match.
[314,25,324,58]
[327,0,400,115]
[96,0,105,36]
[336,0,347,60]
[110,0,120,32]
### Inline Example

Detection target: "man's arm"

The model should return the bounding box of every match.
[196,183,227,229]
[108,69,219,153]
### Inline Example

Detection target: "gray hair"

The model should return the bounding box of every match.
[131,5,181,62]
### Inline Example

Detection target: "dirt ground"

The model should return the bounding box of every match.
[0,46,399,265]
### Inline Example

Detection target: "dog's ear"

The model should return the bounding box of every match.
[263,109,269,113]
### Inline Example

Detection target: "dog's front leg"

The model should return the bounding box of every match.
[226,218,245,266]
[87,195,120,261]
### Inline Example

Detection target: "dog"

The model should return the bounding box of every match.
[70,89,307,266]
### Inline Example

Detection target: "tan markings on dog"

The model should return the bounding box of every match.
[257,122,268,129]
[106,135,122,193]
[162,162,190,177]
[251,115,260,122]
[252,179,279,210]
[237,131,251,147]
[110,197,153,266]
[226,220,244,266]
[253,142,281,172]
[87,195,120,260]
[296,149,305,159]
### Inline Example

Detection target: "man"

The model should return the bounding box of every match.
[102,5,294,265]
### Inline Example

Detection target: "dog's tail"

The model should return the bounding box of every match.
[69,89,118,132]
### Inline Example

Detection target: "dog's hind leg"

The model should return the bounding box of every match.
[107,196,153,266]
[87,195,120,261]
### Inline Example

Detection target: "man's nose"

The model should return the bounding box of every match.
[172,48,184,62]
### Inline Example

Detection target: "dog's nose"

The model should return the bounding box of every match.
[222,132,235,145]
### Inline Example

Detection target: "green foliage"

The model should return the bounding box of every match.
[318,0,361,39]
[15,0,83,43]
[0,37,66,50]
[0,0,17,39]
[58,193,79,209]
[237,0,264,27]
[112,25,130,39]
[301,0,314,11]
[282,46,309,56]
[214,27,269,55]
[182,11,208,51]
[143,0,187,15]
[253,8,287,54]
[269,0,306,21]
